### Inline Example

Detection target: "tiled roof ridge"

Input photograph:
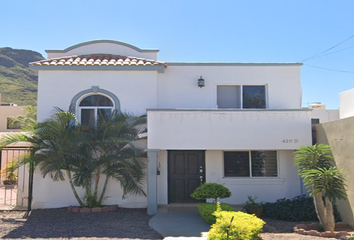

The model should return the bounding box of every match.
[29,54,166,67]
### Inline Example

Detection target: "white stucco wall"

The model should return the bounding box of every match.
[157,150,301,205]
[47,42,158,60]
[37,70,158,121]
[157,65,302,109]
[340,88,354,119]
[148,110,312,150]
[311,109,339,123]
[32,168,148,209]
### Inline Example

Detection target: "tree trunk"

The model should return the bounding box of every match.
[93,171,100,203]
[313,193,335,232]
[85,177,92,207]
[324,196,335,232]
[66,170,85,207]
[98,176,109,205]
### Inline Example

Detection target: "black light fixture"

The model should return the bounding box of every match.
[198,76,205,88]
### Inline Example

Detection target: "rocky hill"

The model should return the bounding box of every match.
[0,47,44,105]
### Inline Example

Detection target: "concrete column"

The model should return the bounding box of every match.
[147,149,159,215]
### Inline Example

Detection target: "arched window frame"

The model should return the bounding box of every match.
[70,86,121,124]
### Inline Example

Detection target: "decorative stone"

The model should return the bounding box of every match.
[296,224,308,230]
[308,223,319,230]
[320,231,336,237]
[297,229,306,235]
[336,231,350,238]
[110,205,118,211]
[68,205,72,211]
[293,227,299,232]
[339,236,350,240]
[71,206,80,213]
[335,222,349,228]
[80,207,91,213]
[102,206,111,212]
[307,230,320,236]
[92,207,103,213]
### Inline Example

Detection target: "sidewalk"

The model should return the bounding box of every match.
[149,205,210,240]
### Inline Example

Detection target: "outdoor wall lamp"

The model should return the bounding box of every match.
[198,76,205,88]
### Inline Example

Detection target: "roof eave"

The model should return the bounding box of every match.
[29,65,165,73]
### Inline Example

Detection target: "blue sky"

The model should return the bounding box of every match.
[1,0,353,109]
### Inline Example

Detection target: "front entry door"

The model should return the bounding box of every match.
[168,150,205,203]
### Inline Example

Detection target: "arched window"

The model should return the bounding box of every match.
[78,94,114,126]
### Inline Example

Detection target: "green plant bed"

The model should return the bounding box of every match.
[260,195,342,222]
[197,203,234,225]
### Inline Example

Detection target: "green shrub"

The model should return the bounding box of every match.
[261,195,341,222]
[242,196,263,214]
[208,204,265,240]
[197,203,234,225]
[191,183,231,202]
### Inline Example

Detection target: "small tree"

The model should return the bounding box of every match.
[295,144,347,232]
[191,183,231,203]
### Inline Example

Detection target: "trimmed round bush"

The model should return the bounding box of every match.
[197,203,234,225]
[191,183,231,202]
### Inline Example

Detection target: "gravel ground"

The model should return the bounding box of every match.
[0,208,162,240]
[0,209,347,240]
[260,218,335,240]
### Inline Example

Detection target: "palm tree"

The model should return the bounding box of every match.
[0,109,147,208]
[294,144,347,232]
[71,111,146,207]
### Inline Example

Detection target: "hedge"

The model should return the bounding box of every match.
[208,205,265,240]
[197,203,234,225]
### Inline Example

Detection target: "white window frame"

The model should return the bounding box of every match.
[76,93,115,124]
[216,84,268,109]
[223,150,279,178]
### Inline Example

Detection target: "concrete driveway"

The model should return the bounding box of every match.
[149,205,210,240]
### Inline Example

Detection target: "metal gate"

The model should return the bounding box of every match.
[0,147,32,210]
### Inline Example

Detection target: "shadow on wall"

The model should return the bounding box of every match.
[315,118,354,225]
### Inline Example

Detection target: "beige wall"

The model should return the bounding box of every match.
[316,117,354,225]
[0,106,25,132]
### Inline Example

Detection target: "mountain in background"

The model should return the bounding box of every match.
[0,47,44,106]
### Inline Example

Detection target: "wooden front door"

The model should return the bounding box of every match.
[168,150,205,203]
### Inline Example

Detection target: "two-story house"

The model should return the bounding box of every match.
[30,40,312,214]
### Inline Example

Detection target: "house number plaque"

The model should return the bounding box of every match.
[281,139,298,143]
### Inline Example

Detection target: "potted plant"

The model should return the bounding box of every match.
[0,160,19,186]
[242,196,263,217]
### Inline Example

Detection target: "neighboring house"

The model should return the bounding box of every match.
[0,96,25,132]
[339,88,354,119]
[315,88,354,225]
[30,40,312,214]
[306,102,339,145]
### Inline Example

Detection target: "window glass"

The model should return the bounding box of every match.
[79,95,113,106]
[251,151,277,177]
[311,119,320,124]
[224,151,249,177]
[217,86,241,108]
[81,109,95,127]
[98,109,112,121]
[7,117,21,129]
[224,151,277,177]
[243,86,266,109]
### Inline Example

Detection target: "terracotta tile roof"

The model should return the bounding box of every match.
[29,54,166,67]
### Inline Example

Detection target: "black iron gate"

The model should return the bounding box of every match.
[0,147,33,210]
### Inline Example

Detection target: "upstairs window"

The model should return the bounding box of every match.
[78,94,114,126]
[217,85,266,109]
[7,117,22,129]
[224,151,278,177]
